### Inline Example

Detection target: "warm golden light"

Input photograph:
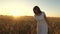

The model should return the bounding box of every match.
[11,10,22,17]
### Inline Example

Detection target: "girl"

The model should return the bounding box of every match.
[33,6,48,34]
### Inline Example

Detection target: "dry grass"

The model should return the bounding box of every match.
[0,16,60,34]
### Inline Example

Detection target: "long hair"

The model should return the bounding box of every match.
[33,6,42,14]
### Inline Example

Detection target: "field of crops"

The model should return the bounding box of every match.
[0,16,60,34]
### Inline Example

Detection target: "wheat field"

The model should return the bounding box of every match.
[0,15,60,34]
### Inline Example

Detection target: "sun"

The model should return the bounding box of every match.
[11,10,22,17]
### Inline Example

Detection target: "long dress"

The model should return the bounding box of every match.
[34,12,48,34]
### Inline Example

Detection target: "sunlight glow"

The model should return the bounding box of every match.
[11,10,22,17]
[0,0,59,17]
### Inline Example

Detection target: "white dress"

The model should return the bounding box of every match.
[34,12,48,34]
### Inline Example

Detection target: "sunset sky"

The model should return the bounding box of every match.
[0,0,60,17]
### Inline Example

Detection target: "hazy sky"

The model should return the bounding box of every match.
[0,0,60,17]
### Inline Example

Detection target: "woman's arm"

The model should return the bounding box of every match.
[44,14,49,25]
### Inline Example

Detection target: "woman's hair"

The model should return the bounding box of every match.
[33,6,42,14]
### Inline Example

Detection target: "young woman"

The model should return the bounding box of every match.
[33,6,48,34]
